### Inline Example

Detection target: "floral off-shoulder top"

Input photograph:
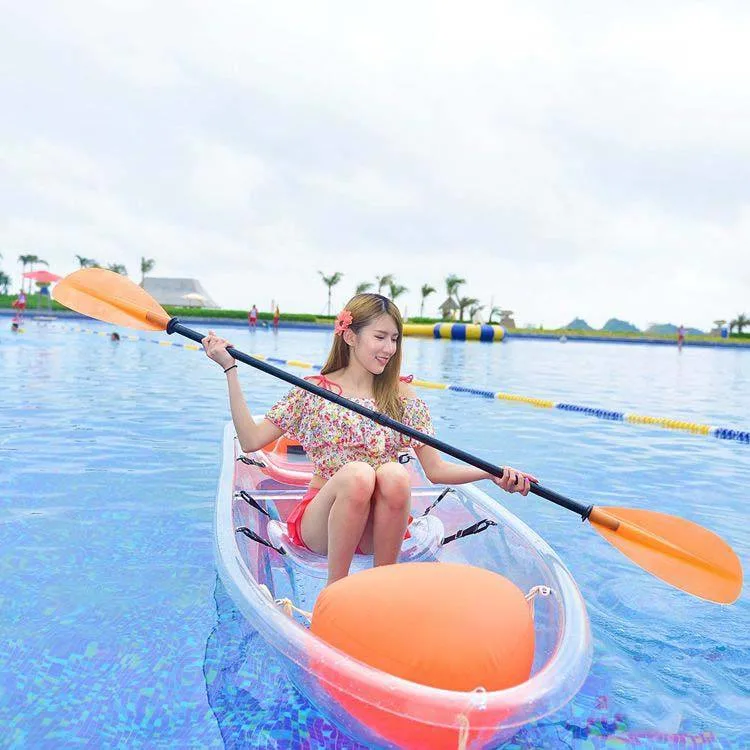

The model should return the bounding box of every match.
[265,377,434,480]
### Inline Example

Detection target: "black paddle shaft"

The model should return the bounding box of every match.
[168,319,593,520]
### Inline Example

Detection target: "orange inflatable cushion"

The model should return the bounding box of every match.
[311,561,534,691]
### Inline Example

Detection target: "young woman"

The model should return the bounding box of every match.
[203,293,534,585]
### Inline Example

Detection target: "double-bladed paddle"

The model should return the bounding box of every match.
[53,268,743,604]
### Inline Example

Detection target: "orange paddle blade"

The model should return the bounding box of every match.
[53,268,170,331]
[589,507,742,604]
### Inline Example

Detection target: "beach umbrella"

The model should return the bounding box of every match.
[51,268,744,604]
[182,292,206,308]
[23,270,62,284]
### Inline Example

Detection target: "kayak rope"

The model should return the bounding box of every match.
[456,688,486,750]
[276,598,312,622]
[259,583,313,622]
[457,714,470,750]
[525,585,552,617]
[38,323,750,444]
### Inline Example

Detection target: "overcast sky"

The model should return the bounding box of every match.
[1,1,749,329]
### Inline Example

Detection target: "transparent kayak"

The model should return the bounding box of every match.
[214,421,592,748]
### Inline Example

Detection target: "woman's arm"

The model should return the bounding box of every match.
[225,368,283,452]
[415,444,535,495]
[202,330,283,452]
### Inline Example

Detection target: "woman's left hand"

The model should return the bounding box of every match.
[491,467,537,496]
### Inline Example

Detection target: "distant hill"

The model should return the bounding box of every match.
[565,317,594,331]
[646,323,705,335]
[602,318,640,333]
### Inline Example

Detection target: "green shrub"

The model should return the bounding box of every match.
[0,293,67,311]
[162,306,319,322]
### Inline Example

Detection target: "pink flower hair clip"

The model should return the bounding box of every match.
[334,309,353,336]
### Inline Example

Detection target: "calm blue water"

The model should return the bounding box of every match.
[2,319,748,749]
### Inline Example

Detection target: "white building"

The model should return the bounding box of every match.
[142,277,220,308]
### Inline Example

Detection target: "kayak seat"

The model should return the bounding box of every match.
[266,515,445,579]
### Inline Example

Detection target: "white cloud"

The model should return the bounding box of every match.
[1,1,749,330]
[300,168,418,210]
[186,139,268,214]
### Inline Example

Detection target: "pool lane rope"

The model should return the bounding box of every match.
[42,323,750,445]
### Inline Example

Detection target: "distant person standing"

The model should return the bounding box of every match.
[38,284,52,310]
[677,324,686,352]
[272,304,280,331]
[248,304,258,330]
[11,290,26,320]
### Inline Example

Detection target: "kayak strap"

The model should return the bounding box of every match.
[235,526,286,555]
[422,486,455,516]
[236,490,270,517]
[442,518,497,545]
[236,455,266,468]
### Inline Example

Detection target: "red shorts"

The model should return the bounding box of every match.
[286,486,319,549]
[286,486,413,553]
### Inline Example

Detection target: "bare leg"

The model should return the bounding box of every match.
[299,462,376,585]
[371,462,411,567]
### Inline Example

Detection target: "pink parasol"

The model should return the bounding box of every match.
[23,270,63,284]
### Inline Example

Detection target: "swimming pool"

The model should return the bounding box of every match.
[2,320,748,748]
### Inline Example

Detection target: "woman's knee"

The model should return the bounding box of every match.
[337,462,376,501]
[375,463,411,508]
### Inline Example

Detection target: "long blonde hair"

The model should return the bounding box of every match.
[321,294,404,421]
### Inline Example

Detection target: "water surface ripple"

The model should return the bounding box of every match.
[1,322,748,748]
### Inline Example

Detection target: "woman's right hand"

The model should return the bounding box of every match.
[201,330,236,370]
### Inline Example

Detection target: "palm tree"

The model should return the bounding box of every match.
[107,263,128,275]
[75,255,99,268]
[445,274,465,304]
[319,271,344,315]
[419,284,436,318]
[355,281,373,295]
[488,306,503,323]
[469,303,485,323]
[388,282,408,302]
[28,255,48,271]
[18,254,32,275]
[18,255,29,292]
[0,270,10,294]
[140,256,155,285]
[375,274,394,295]
[730,314,749,334]
[457,296,479,322]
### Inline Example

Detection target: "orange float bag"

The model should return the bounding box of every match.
[311,562,535,749]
